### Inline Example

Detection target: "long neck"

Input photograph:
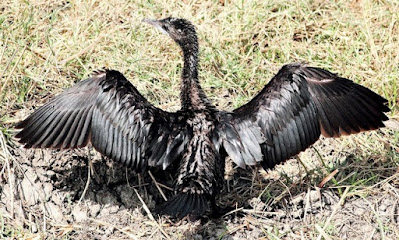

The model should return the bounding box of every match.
[179,40,213,111]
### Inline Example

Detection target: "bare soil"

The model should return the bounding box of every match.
[1,137,399,239]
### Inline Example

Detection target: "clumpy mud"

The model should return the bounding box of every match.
[1,137,398,239]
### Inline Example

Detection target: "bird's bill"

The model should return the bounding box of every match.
[142,18,168,35]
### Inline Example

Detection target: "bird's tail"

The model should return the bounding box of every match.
[155,193,209,219]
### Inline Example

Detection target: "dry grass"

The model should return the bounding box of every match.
[1,0,399,239]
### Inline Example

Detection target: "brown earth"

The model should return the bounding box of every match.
[1,135,398,239]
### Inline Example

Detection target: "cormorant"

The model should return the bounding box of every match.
[15,17,390,218]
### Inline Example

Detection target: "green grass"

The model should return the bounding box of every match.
[1,0,399,239]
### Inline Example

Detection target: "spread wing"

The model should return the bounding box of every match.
[215,63,390,169]
[15,70,188,171]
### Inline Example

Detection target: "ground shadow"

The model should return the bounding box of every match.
[2,141,398,239]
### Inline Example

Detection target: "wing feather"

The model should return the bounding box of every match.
[16,70,188,171]
[216,63,389,169]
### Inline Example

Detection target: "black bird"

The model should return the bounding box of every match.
[15,17,390,218]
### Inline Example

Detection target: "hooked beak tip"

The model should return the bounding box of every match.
[142,18,168,35]
[142,18,156,25]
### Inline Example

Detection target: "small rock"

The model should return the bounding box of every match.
[89,203,101,217]
[119,187,137,208]
[309,190,321,203]
[31,223,38,233]
[72,206,87,222]
[24,168,38,182]
[96,190,118,205]
[36,168,49,182]
[43,183,53,200]
[109,205,119,214]
[51,192,63,206]
[46,170,56,177]
[46,201,64,222]
[84,190,96,201]
[99,204,120,216]
[353,207,366,216]
[42,150,55,164]
[20,178,40,206]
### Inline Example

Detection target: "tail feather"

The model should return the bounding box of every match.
[155,193,209,218]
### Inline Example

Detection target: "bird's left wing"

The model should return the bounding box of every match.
[214,63,389,169]
[16,70,188,171]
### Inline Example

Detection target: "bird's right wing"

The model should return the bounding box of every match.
[16,70,189,171]
[214,63,389,169]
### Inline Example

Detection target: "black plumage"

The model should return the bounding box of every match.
[15,17,390,218]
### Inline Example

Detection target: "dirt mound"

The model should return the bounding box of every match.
[1,140,398,239]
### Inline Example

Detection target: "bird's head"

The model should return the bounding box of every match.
[143,17,197,48]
